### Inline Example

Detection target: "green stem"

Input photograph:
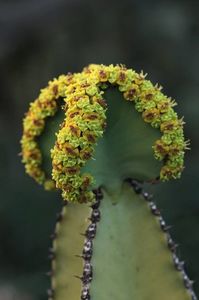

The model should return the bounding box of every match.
[50,183,194,300]
[90,184,192,300]
[50,202,90,300]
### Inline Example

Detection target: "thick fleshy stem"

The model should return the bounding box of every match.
[47,183,197,300]
[126,178,197,300]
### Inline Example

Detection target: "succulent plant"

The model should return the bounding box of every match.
[20,64,196,300]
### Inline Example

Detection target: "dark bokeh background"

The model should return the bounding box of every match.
[0,0,198,299]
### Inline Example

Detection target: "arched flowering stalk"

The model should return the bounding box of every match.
[21,64,195,300]
[21,73,74,190]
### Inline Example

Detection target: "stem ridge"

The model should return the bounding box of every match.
[80,187,103,300]
[127,178,197,300]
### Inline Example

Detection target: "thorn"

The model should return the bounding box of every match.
[81,295,90,300]
[142,191,153,201]
[83,262,93,278]
[49,247,55,254]
[82,239,93,260]
[74,274,92,284]
[85,223,97,239]
[48,253,55,260]
[126,178,143,194]
[47,288,54,297]
[50,233,57,240]
[90,199,100,209]
[172,254,184,271]
[92,188,103,200]
[56,212,63,222]
[133,185,143,194]
[165,225,172,231]
[82,251,92,261]
[167,236,178,252]
[190,291,197,300]
[81,286,90,300]
[83,240,93,251]
[183,273,194,289]
[46,270,53,277]
[89,209,101,222]
[74,275,82,280]
[75,254,83,259]
[159,217,171,232]
[96,192,103,200]
[149,203,161,216]
[159,217,166,230]
[92,187,101,195]
[142,191,149,199]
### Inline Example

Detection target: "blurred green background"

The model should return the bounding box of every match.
[0,0,198,299]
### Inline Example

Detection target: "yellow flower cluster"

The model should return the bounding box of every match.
[51,70,107,203]
[21,64,187,203]
[20,74,74,190]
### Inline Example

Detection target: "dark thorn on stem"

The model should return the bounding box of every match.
[75,274,92,285]
[83,262,93,278]
[56,212,63,222]
[81,286,90,300]
[149,202,161,216]
[75,254,83,259]
[172,254,184,271]
[92,188,103,200]
[85,223,97,239]
[183,273,194,289]
[89,209,101,222]
[159,217,172,232]
[125,178,143,194]
[74,275,82,280]
[46,271,53,277]
[90,199,100,209]
[82,239,93,260]
[79,187,103,297]
[49,247,54,254]
[167,235,178,252]
[47,288,54,297]
[190,291,197,300]
[50,233,56,240]
[48,253,55,260]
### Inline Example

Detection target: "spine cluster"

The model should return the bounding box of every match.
[79,187,103,300]
[21,64,188,203]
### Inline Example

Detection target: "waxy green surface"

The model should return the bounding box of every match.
[83,88,161,195]
[90,185,191,300]
[52,203,90,300]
